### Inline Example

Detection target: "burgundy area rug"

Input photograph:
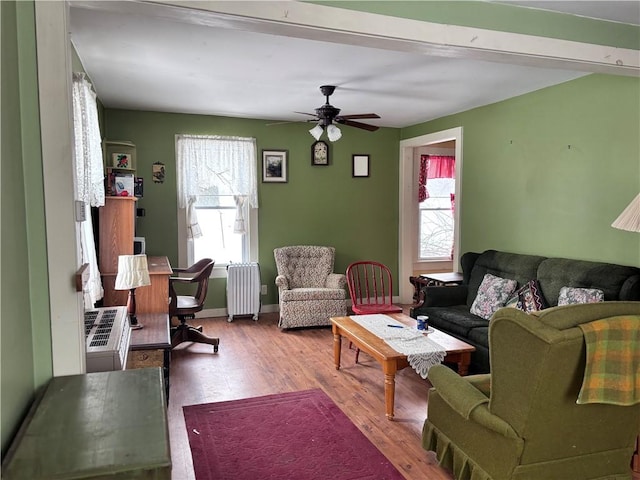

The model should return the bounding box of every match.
[183,389,405,480]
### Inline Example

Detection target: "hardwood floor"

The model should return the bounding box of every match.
[167,310,453,480]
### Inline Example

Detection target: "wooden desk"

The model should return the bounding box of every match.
[127,312,171,400]
[2,368,171,479]
[103,256,172,313]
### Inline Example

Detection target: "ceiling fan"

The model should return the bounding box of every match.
[298,85,380,142]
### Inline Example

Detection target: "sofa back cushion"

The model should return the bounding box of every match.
[537,257,640,306]
[466,250,547,307]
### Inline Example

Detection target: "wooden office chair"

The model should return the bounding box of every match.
[169,258,219,352]
[346,261,403,363]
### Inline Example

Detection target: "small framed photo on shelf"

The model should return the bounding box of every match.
[134,177,144,198]
[112,153,131,169]
[262,150,288,183]
[352,154,370,178]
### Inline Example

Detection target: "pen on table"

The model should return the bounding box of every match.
[387,324,404,328]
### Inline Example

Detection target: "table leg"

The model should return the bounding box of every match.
[383,362,397,420]
[456,352,471,376]
[333,331,342,370]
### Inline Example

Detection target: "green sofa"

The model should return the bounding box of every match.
[423,301,640,480]
[411,250,640,373]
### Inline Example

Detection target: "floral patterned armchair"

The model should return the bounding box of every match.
[274,246,347,329]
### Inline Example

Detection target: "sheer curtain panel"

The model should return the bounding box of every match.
[72,72,105,307]
[176,135,258,239]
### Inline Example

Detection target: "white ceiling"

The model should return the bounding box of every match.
[69,1,639,130]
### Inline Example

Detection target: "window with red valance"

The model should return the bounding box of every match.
[418,155,456,260]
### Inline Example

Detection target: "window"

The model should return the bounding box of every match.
[417,154,455,261]
[192,195,245,265]
[176,135,258,276]
[419,178,455,259]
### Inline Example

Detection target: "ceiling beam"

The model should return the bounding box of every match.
[70,0,639,76]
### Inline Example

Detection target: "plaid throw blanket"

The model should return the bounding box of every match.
[577,315,640,406]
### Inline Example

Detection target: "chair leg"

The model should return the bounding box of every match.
[171,316,219,353]
[348,341,362,364]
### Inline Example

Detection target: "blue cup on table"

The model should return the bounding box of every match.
[416,315,429,331]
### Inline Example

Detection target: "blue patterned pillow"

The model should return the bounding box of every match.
[558,287,604,306]
[471,274,518,320]
[505,279,547,313]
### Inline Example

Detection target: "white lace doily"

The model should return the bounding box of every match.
[350,314,446,379]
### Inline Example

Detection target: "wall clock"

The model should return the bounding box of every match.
[311,140,329,166]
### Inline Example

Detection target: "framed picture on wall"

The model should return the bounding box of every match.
[352,154,369,178]
[262,150,288,183]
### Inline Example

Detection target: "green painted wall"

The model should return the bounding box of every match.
[104,110,400,308]
[402,74,640,267]
[313,1,639,49]
[2,0,639,458]
[1,0,52,455]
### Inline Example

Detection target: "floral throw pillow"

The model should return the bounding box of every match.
[505,279,547,313]
[470,274,518,320]
[557,287,604,306]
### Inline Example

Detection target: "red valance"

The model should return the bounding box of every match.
[418,155,455,202]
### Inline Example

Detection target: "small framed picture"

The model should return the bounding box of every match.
[352,154,370,178]
[112,153,131,169]
[262,150,288,183]
[152,162,165,184]
[134,177,144,197]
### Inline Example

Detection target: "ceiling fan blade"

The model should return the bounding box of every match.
[266,121,297,126]
[294,111,318,117]
[336,118,379,131]
[338,113,380,120]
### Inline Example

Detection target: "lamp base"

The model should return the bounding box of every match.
[127,290,144,329]
[129,313,144,330]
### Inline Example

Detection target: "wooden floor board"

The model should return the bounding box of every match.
[167,311,452,480]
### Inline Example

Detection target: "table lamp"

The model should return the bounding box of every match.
[611,193,640,233]
[115,254,151,329]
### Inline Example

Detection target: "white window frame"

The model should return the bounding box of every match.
[178,201,258,279]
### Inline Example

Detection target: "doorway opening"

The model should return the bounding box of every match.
[398,127,463,303]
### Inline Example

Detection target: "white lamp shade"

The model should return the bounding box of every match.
[309,124,323,141]
[326,124,342,142]
[611,193,640,233]
[115,254,151,290]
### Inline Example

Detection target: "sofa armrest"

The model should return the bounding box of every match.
[326,273,347,290]
[275,275,289,291]
[430,365,518,439]
[429,365,489,419]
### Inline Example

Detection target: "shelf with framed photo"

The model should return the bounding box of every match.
[103,140,142,197]
[104,140,136,171]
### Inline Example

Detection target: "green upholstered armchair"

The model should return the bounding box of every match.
[423,302,640,480]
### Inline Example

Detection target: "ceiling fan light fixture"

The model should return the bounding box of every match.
[327,124,342,142]
[309,124,323,141]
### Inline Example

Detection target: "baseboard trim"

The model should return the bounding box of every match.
[196,303,280,319]
[195,298,401,319]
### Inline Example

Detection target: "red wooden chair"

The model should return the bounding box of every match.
[346,261,403,362]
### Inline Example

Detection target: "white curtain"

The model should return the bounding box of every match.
[176,135,258,238]
[72,72,105,307]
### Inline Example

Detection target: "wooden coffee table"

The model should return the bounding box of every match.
[331,313,475,420]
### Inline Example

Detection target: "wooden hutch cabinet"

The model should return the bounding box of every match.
[99,196,137,307]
